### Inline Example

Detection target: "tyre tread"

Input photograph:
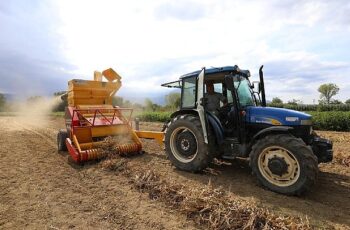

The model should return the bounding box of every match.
[164,115,212,172]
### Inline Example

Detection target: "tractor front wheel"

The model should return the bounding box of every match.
[164,115,212,172]
[250,134,318,195]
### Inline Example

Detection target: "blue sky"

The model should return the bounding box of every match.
[0,0,349,104]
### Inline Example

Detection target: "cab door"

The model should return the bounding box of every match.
[196,68,209,144]
[224,75,244,142]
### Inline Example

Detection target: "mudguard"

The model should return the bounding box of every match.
[243,126,293,157]
[252,126,293,142]
[169,110,225,145]
[206,112,225,145]
[170,110,198,119]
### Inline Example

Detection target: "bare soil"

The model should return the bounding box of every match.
[0,117,349,229]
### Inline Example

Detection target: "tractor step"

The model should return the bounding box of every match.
[222,138,240,159]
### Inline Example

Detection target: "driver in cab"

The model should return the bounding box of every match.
[204,81,227,115]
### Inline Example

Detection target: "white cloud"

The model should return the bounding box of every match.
[1,0,349,103]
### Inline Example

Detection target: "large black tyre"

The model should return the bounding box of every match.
[164,115,213,172]
[250,134,318,195]
[57,129,68,151]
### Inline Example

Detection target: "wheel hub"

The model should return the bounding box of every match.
[268,156,288,176]
[258,145,300,187]
[181,139,190,151]
[175,131,197,157]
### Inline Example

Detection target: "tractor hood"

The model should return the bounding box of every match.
[246,106,312,126]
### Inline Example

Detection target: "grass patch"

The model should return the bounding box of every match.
[137,111,172,122]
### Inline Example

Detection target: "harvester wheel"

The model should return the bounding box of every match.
[57,129,68,151]
[250,134,318,195]
[164,115,212,172]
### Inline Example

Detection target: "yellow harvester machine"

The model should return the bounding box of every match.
[57,68,164,163]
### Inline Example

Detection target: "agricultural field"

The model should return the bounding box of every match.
[0,116,349,229]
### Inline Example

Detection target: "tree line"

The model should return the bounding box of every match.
[0,83,348,112]
[0,92,181,112]
[112,92,180,112]
[270,83,349,106]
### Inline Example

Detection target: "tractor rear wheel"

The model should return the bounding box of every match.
[164,115,212,172]
[250,134,318,195]
[57,129,68,151]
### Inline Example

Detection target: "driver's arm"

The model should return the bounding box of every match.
[220,94,228,106]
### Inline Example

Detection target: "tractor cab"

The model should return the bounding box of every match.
[162,65,255,143]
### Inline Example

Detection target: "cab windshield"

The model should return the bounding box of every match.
[231,75,255,107]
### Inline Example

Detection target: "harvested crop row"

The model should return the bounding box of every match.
[100,157,310,230]
[334,153,350,167]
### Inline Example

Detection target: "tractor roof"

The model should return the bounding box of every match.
[180,65,250,79]
[161,65,250,88]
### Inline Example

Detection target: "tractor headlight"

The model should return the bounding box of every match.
[301,119,312,125]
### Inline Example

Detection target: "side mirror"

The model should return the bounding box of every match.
[252,81,261,93]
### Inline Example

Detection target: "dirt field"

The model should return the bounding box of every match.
[0,116,349,229]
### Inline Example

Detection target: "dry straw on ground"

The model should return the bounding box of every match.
[100,156,129,172]
[98,135,142,157]
[334,153,350,167]
[99,156,310,230]
[130,170,310,230]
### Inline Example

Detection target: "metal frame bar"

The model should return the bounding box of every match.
[71,108,134,127]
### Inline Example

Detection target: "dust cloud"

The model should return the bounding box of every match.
[12,96,63,128]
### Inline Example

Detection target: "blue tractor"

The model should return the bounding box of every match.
[161,65,333,195]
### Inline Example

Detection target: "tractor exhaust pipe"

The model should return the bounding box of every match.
[259,65,266,107]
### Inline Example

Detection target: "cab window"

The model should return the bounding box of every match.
[226,89,233,103]
[181,77,196,108]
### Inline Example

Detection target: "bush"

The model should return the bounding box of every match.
[308,111,350,131]
[268,103,284,108]
[267,103,350,112]
[137,112,171,122]
[317,104,350,112]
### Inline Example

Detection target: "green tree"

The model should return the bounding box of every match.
[123,100,132,108]
[318,83,339,104]
[144,98,154,111]
[345,99,350,104]
[272,97,283,104]
[0,93,6,112]
[152,103,161,112]
[287,99,302,105]
[330,99,343,105]
[165,92,181,110]
[144,98,161,112]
